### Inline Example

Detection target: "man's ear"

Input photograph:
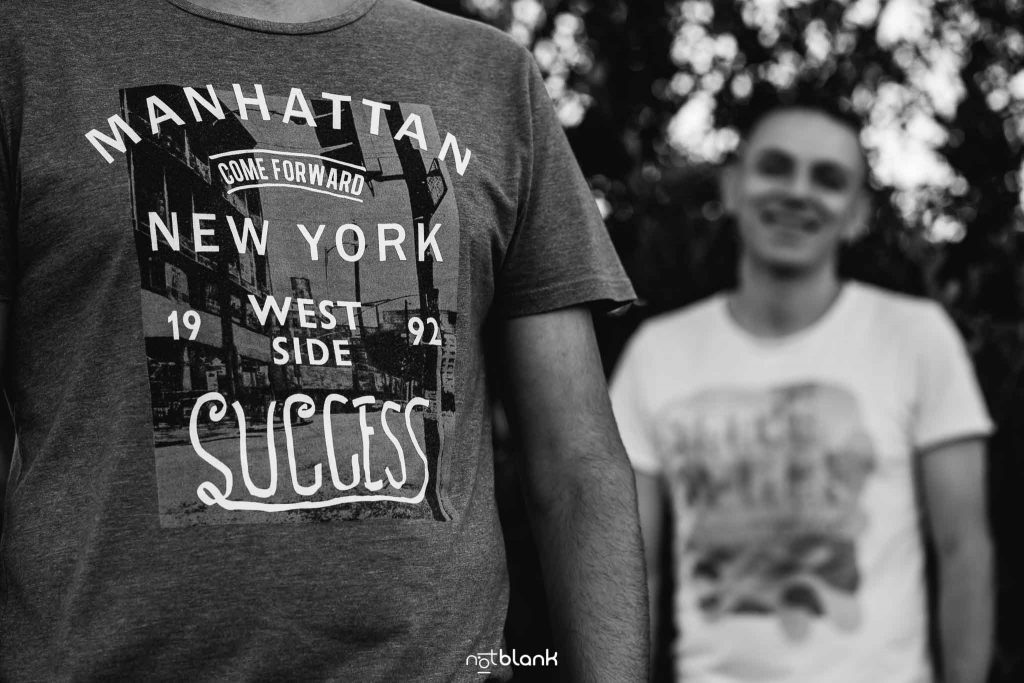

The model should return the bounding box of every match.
[843,189,872,242]
[720,162,740,215]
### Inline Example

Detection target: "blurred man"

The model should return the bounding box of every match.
[611,98,993,683]
[0,0,648,679]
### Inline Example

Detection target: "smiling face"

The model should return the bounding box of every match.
[723,108,870,278]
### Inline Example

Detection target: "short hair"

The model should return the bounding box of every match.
[729,81,871,186]
[735,82,863,138]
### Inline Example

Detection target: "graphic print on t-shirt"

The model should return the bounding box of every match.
[116,84,463,526]
[655,383,877,640]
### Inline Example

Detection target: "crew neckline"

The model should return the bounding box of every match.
[166,0,380,34]
[716,281,860,348]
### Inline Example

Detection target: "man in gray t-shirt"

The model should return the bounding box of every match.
[0,0,647,679]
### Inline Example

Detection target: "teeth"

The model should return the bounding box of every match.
[760,208,819,231]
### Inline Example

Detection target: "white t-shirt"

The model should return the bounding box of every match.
[610,282,992,683]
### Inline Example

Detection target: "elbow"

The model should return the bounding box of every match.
[521,445,638,521]
[935,528,993,575]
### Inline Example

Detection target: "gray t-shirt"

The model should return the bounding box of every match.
[0,0,634,679]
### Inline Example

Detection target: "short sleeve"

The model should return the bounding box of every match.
[0,131,17,304]
[609,327,661,473]
[0,35,22,303]
[912,304,993,450]
[491,58,634,318]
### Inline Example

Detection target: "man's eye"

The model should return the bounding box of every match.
[813,166,849,191]
[755,154,792,176]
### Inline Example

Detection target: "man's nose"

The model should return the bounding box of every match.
[782,168,814,202]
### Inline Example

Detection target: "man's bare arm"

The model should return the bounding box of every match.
[500,307,649,681]
[635,471,665,670]
[0,302,11,519]
[919,438,993,683]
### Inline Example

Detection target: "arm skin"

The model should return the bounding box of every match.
[499,306,649,681]
[0,302,11,521]
[919,438,993,683]
[635,470,666,672]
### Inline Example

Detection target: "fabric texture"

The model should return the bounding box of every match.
[0,66,19,303]
[0,0,634,680]
[610,281,992,683]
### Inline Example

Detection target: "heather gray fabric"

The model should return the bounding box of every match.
[0,0,634,680]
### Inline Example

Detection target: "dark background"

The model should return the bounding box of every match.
[420,1,1024,680]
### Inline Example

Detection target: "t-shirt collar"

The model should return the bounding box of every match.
[166,0,379,34]
[717,280,860,348]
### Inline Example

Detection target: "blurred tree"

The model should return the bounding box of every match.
[450,0,1024,308]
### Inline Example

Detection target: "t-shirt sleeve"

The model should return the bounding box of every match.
[0,35,21,304]
[0,130,17,304]
[912,303,993,450]
[609,327,662,473]
[491,58,635,318]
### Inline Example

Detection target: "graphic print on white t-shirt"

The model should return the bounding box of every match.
[115,84,462,526]
[656,382,877,641]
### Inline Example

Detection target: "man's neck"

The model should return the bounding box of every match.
[728,258,844,338]
[183,0,357,23]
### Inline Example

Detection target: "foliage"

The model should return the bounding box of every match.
[449,0,1024,311]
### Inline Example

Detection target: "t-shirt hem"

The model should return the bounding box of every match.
[915,423,994,453]
[492,277,636,319]
[627,455,662,474]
